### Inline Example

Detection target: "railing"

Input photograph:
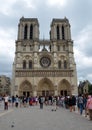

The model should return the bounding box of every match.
[15,69,73,77]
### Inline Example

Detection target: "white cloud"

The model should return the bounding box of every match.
[0,27,15,76]
[0,0,37,15]
[74,25,92,53]
[0,0,17,15]
[74,25,92,83]
[23,0,39,9]
[0,28,15,59]
[74,25,92,67]
[46,0,68,8]
[74,48,92,69]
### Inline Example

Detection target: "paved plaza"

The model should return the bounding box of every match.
[0,104,92,130]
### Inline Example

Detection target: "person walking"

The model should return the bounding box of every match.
[52,97,57,111]
[4,94,9,110]
[78,94,84,115]
[86,95,92,120]
[72,95,76,111]
[83,94,88,117]
[39,96,44,109]
[68,95,73,112]
[15,95,19,108]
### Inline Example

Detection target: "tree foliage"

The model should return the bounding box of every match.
[88,84,92,95]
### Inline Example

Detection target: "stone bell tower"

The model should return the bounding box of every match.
[18,16,39,40]
[49,18,77,95]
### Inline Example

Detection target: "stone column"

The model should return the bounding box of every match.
[53,42,57,52]
[22,23,25,40]
[34,24,39,39]
[55,90,58,96]
[34,42,39,51]
[54,85,58,96]
[67,25,71,40]
[18,23,23,40]
[64,25,67,40]
[34,42,38,66]
[53,25,57,39]
[33,91,37,97]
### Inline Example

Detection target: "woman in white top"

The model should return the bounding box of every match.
[4,94,9,110]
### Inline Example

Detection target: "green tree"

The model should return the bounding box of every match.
[88,84,92,95]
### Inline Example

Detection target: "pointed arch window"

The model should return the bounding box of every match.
[57,25,60,40]
[58,60,61,69]
[30,24,33,39]
[62,25,65,40]
[24,24,28,39]
[23,60,26,69]
[64,60,67,69]
[29,60,32,69]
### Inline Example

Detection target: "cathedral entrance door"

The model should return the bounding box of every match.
[60,90,67,96]
[23,91,30,97]
[42,90,49,96]
[58,79,71,96]
[38,78,54,96]
[19,80,33,97]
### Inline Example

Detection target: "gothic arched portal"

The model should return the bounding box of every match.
[19,80,33,97]
[37,78,54,96]
[58,79,71,96]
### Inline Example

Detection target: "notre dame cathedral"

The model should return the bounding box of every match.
[12,17,78,97]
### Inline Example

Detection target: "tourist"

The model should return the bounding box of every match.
[78,94,84,115]
[83,94,88,117]
[15,95,19,108]
[39,96,44,109]
[72,95,76,111]
[52,97,57,111]
[4,94,9,110]
[86,95,92,120]
[68,95,73,112]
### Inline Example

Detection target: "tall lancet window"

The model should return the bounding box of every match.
[30,24,33,39]
[23,60,26,69]
[24,24,28,39]
[62,25,65,40]
[57,25,60,40]
[58,60,61,69]
[29,60,32,69]
[64,60,67,69]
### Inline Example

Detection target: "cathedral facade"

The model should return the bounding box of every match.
[12,17,78,97]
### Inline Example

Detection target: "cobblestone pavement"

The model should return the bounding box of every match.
[0,104,92,130]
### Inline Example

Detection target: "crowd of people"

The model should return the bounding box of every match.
[0,93,92,120]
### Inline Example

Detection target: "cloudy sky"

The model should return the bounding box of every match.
[0,0,92,84]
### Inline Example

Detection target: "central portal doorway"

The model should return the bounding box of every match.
[60,90,67,96]
[23,91,30,97]
[42,90,49,96]
[38,78,54,96]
